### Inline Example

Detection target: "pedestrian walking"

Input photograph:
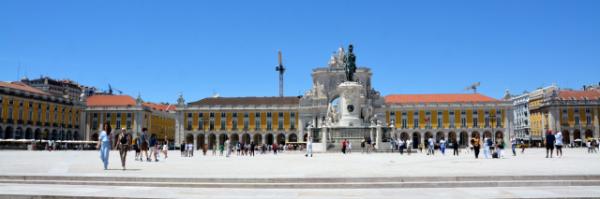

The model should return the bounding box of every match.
[555,131,563,158]
[361,138,366,153]
[250,141,255,156]
[439,138,446,155]
[116,128,130,170]
[140,128,149,161]
[399,139,405,155]
[341,139,347,154]
[347,141,352,153]
[545,130,555,158]
[452,138,459,156]
[134,134,141,161]
[427,137,434,155]
[149,134,158,161]
[511,137,517,156]
[483,136,491,159]
[97,122,112,170]
[180,142,186,157]
[162,140,169,159]
[305,136,313,157]
[225,139,231,157]
[472,136,480,159]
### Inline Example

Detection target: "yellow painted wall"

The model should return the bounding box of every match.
[442,110,449,128]
[284,112,290,130]
[260,112,266,130]
[249,112,256,131]
[431,110,438,128]
[418,110,425,129]
[454,109,460,128]
[407,111,414,129]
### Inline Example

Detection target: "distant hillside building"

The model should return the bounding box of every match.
[21,76,97,101]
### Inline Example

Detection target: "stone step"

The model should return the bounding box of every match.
[1,175,599,189]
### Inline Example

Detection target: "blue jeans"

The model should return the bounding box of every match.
[483,147,490,159]
[100,141,110,169]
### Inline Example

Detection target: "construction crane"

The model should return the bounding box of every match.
[275,50,285,97]
[108,84,123,95]
[465,82,481,93]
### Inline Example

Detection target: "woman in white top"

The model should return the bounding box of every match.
[97,122,112,170]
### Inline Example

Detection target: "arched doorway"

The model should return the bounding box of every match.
[241,133,251,144]
[91,133,99,141]
[483,131,492,139]
[447,131,456,143]
[0,126,3,139]
[43,129,50,140]
[436,131,445,142]
[73,131,79,140]
[5,126,13,139]
[34,128,41,140]
[185,133,194,144]
[574,130,581,144]
[208,134,217,149]
[266,133,274,145]
[495,131,504,141]
[585,130,593,139]
[471,131,480,139]
[400,132,409,141]
[66,131,72,140]
[253,134,262,144]
[15,127,23,139]
[424,132,433,139]
[218,133,228,145]
[25,128,33,139]
[230,133,240,145]
[196,134,205,150]
[288,133,298,142]
[459,131,469,146]
[412,132,421,149]
[276,133,286,145]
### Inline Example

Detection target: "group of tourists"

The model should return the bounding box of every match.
[96,122,168,170]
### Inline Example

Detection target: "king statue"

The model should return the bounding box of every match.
[344,44,357,81]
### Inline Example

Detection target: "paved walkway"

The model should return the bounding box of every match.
[0,184,600,199]
[0,148,599,178]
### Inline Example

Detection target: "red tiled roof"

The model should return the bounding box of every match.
[143,102,176,111]
[189,96,300,106]
[86,95,136,107]
[558,90,600,100]
[385,93,498,104]
[0,81,50,96]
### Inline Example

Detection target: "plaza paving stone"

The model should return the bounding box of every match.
[0,148,599,178]
[1,148,600,198]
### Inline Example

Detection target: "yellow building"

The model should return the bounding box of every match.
[528,87,600,145]
[84,95,176,142]
[0,81,84,141]
[385,93,512,147]
[175,96,299,150]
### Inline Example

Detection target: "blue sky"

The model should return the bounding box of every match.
[1,0,599,103]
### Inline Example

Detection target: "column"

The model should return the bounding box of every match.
[193,134,197,151]
[262,134,266,145]
[422,132,427,149]
[594,108,599,138]
[298,118,304,142]
[321,127,328,151]
[375,125,381,150]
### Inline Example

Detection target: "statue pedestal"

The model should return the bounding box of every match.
[337,81,363,127]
